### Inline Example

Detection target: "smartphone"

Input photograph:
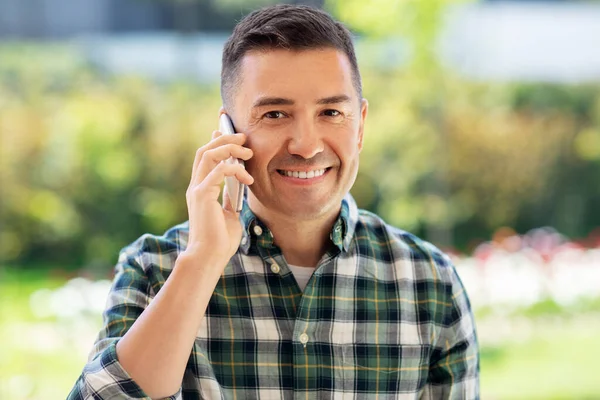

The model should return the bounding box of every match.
[219,113,245,212]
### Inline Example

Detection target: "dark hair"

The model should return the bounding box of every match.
[221,4,362,108]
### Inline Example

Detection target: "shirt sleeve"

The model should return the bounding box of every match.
[421,259,480,400]
[67,244,182,400]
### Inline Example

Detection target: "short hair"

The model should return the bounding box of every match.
[221,4,362,109]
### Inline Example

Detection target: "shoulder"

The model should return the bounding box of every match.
[354,209,455,281]
[354,210,474,328]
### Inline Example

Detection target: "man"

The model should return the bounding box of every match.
[69,4,479,399]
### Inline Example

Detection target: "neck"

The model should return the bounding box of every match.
[248,201,339,269]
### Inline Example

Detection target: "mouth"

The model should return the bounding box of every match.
[276,167,331,179]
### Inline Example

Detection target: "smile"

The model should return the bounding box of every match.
[277,168,328,179]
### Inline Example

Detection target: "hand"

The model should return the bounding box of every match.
[183,130,254,265]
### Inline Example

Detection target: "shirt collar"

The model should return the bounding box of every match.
[239,193,358,255]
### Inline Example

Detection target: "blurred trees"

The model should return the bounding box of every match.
[330,0,471,247]
[1,2,599,269]
[0,45,221,268]
[328,0,600,249]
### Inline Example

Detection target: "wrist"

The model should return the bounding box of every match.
[177,245,230,273]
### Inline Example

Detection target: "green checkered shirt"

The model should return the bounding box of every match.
[68,194,479,399]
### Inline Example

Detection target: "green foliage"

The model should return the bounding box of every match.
[0,46,222,267]
[326,0,600,247]
[352,63,600,246]
[2,0,600,266]
[1,41,599,269]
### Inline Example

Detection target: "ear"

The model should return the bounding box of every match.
[357,98,368,153]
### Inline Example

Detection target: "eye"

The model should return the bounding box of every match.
[263,111,286,119]
[322,109,341,117]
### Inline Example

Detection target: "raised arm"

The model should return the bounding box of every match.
[68,129,254,399]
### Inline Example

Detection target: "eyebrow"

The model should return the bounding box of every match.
[252,97,294,108]
[252,94,352,108]
[316,95,352,105]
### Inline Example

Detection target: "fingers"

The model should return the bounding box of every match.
[194,131,246,172]
[187,162,253,203]
[192,143,253,187]
[202,162,253,187]
[190,132,251,185]
[193,131,247,171]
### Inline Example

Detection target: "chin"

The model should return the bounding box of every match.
[282,193,343,219]
[250,189,341,220]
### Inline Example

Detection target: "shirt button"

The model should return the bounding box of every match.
[253,225,263,236]
[299,333,309,345]
[270,263,281,274]
[241,236,248,245]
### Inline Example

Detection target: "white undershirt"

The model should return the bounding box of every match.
[287,264,316,292]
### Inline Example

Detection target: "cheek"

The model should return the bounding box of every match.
[244,136,273,173]
[333,136,361,163]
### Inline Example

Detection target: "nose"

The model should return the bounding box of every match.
[286,118,324,159]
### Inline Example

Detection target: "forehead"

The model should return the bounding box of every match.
[236,48,356,101]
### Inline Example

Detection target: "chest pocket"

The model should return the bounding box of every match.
[329,291,432,394]
[341,343,430,393]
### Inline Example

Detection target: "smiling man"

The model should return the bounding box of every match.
[69,5,479,400]
[237,48,367,269]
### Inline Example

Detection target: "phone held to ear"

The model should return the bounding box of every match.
[219,113,246,212]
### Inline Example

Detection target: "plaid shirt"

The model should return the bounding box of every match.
[68,194,479,399]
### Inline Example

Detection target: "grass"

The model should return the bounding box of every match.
[1,266,599,399]
[0,267,104,399]
[479,316,600,399]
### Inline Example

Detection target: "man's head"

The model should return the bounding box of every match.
[220,5,368,224]
[221,4,362,109]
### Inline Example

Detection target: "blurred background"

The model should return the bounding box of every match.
[1,0,599,398]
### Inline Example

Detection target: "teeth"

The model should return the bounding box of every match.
[283,169,326,179]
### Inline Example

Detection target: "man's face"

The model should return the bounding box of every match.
[229,48,368,221]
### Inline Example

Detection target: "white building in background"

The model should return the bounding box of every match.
[441,2,600,82]
[0,0,172,36]
[1,1,599,83]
